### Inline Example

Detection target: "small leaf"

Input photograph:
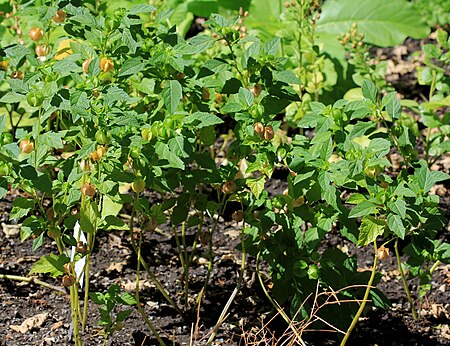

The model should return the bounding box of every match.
[129,4,156,15]
[29,253,70,278]
[183,112,223,129]
[361,80,378,102]
[239,87,254,108]
[387,213,406,239]
[247,176,265,199]
[383,92,402,120]
[348,200,378,218]
[162,80,182,115]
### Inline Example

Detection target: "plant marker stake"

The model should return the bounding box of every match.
[71,221,87,288]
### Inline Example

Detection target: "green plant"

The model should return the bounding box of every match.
[0,1,449,345]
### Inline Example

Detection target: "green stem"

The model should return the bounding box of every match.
[430,260,441,275]
[136,229,166,346]
[394,239,418,320]
[129,194,183,315]
[181,221,190,309]
[206,218,246,345]
[340,241,378,346]
[70,284,83,346]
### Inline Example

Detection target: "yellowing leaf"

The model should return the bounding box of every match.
[54,39,75,60]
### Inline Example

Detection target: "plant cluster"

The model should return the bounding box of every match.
[0,0,449,345]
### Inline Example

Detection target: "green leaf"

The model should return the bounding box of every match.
[316,0,429,47]
[348,200,378,218]
[129,4,156,15]
[388,199,406,219]
[361,80,377,102]
[346,193,366,204]
[117,292,137,305]
[29,253,70,278]
[11,197,35,220]
[155,142,185,169]
[383,92,401,120]
[239,87,254,108]
[247,176,265,199]
[189,35,216,53]
[358,215,385,246]
[263,37,281,56]
[0,92,26,103]
[415,160,450,193]
[182,112,223,129]
[387,213,406,239]
[162,80,182,115]
[118,58,143,77]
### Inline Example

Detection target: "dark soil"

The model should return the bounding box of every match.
[1,33,450,346]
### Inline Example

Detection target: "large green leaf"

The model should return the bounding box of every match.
[316,0,429,47]
[162,80,182,115]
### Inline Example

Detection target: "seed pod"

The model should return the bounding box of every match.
[46,208,55,221]
[254,122,264,137]
[232,210,244,222]
[90,145,105,162]
[292,196,305,207]
[63,262,73,274]
[222,180,237,194]
[47,228,60,239]
[35,44,50,57]
[19,139,34,153]
[376,246,390,260]
[62,275,76,287]
[82,58,92,74]
[263,125,275,141]
[76,241,88,254]
[132,177,145,193]
[80,182,96,197]
[53,9,67,23]
[100,57,114,72]
[11,71,24,79]
[143,217,158,232]
[0,61,8,71]
[28,27,43,41]
[251,83,263,98]
[201,87,210,100]
[200,230,211,245]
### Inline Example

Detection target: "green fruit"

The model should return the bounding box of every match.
[132,177,145,193]
[95,130,108,145]
[307,264,320,280]
[1,133,13,144]
[141,127,152,141]
[0,163,10,176]
[130,147,141,159]
[27,92,44,107]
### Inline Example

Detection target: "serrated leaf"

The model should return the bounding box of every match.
[182,112,223,129]
[118,58,143,77]
[387,213,406,239]
[358,215,385,246]
[0,92,26,104]
[221,102,243,113]
[239,87,254,108]
[383,92,401,120]
[247,176,265,199]
[346,193,366,204]
[155,142,185,169]
[11,197,35,220]
[162,80,182,115]
[117,292,137,305]
[129,4,156,15]
[29,253,70,278]
[263,37,281,56]
[361,80,377,102]
[189,35,216,53]
[388,199,406,219]
[348,200,378,218]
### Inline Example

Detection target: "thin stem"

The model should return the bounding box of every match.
[136,228,166,346]
[0,274,65,294]
[70,284,83,346]
[394,239,418,320]
[255,251,306,346]
[128,195,183,315]
[340,241,378,346]
[430,260,441,275]
[206,217,247,345]
[181,221,190,309]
